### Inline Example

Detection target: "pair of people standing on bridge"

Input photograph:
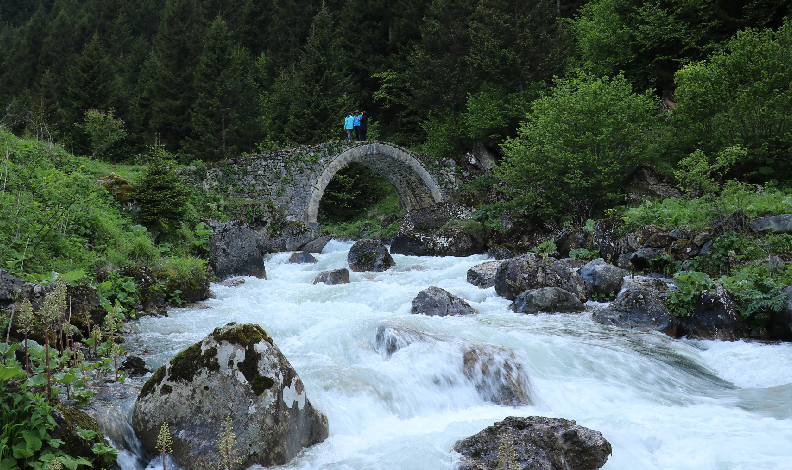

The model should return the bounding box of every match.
[343,111,369,141]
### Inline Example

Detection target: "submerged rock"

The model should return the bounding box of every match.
[453,416,612,470]
[208,220,269,280]
[467,261,503,289]
[462,345,532,406]
[132,323,328,469]
[374,323,434,358]
[494,254,591,301]
[390,203,486,256]
[312,268,350,285]
[288,251,318,264]
[512,287,585,314]
[348,239,395,272]
[412,286,477,316]
[223,277,245,287]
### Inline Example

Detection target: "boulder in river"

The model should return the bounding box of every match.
[348,239,395,272]
[288,251,318,264]
[374,323,434,358]
[467,261,503,289]
[679,285,748,341]
[223,277,245,287]
[412,286,477,316]
[463,346,532,406]
[768,286,792,340]
[512,287,585,314]
[312,268,350,285]
[453,416,612,470]
[494,254,592,301]
[592,282,680,336]
[132,323,328,469]
[121,356,150,377]
[390,203,486,256]
[268,221,316,253]
[301,235,332,253]
[208,220,269,280]
[52,405,118,470]
[578,259,625,296]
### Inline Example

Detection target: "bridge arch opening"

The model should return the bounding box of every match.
[305,143,444,226]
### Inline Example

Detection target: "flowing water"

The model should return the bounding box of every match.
[102,240,792,469]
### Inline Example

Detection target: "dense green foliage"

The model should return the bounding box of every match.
[497,73,658,221]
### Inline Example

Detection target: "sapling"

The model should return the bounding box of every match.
[16,298,34,375]
[157,422,173,470]
[90,325,102,358]
[40,280,67,400]
[216,416,242,470]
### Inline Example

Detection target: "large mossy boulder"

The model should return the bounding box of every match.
[348,239,395,272]
[132,323,328,469]
[208,220,269,280]
[390,203,486,256]
[411,286,477,316]
[454,416,612,470]
[494,254,592,301]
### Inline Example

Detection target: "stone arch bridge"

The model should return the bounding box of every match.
[186,141,460,229]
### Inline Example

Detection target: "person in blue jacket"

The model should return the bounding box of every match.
[344,112,355,141]
[353,111,362,140]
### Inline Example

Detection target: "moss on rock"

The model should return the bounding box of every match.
[212,323,272,346]
[53,405,117,470]
[140,365,166,398]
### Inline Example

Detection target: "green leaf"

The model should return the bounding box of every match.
[60,270,86,283]
[0,457,18,470]
[0,364,25,382]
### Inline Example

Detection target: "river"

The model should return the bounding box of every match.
[102,240,792,469]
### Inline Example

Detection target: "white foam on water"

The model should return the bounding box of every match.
[121,242,792,469]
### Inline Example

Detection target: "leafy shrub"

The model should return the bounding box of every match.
[569,248,599,261]
[497,72,658,222]
[666,271,715,317]
[721,267,787,323]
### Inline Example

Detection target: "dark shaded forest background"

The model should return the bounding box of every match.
[2,0,789,164]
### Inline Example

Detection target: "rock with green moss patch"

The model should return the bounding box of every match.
[132,322,328,469]
[51,405,118,470]
[390,203,487,256]
[348,239,395,272]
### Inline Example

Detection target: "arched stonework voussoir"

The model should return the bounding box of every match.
[304,142,446,225]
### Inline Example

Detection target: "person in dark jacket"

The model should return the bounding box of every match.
[353,111,362,140]
[359,111,369,141]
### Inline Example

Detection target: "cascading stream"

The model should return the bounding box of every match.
[102,240,792,469]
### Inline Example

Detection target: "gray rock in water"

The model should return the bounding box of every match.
[592,282,680,336]
[301,235,332,253]
[208,221,269,280]
[680,285,748,341]
[750,214,792,234]
[374,324,434,358]
[121,356,150,377]
[512,287,585,314]
[374,324,531,405]
[132,323,328,469]
[223,277,246,287]
[494,254,592,301]
[288,251,318,264]
[453,416,612,470]
[312,268,350,285]
[769,286,792,340]
[467,261,503,288]
[390,203,486,256]
[412,286,477,316]
[462,345,532,406]
[269,222,316,253]
[579,259,625,296]
[623,247,666,270]
[348,239,395,272]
